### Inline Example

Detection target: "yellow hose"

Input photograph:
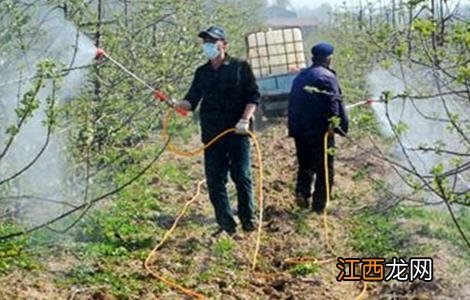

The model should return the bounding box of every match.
[323,131,368,300]
[148,113,366,300]
[160,112,264,270]
[323,131,334,254]
[144,180,207,300]
[284,131,368,300]
[144,112,264,299]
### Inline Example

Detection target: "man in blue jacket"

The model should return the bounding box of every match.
[288,42,348,213]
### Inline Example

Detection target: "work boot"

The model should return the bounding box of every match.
[295,195,310,209]
[225,227,237,236]
[226,231,243,241]
[312,206,325,215]
[210,227,224,237]
[312,199,326,215]
[242,222,256,233]
[211,226,236,237]
[209,227,241,243]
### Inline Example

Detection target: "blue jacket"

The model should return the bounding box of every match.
[288,64,348,139]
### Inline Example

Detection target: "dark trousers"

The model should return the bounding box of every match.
[294,135,335,211]
[204,134,254,231]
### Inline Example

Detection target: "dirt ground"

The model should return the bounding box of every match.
[0,120,468,300]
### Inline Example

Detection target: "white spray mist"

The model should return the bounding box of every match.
[367,64,470,200]
[0,2,96,226]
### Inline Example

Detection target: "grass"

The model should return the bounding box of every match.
[351,209,409,257]
[75,202,157,259]
[195,269,216,282]
[351,204,470,260]
[158,162,192,186]
[290,263,321,276]
[51,160,181,298]
[214,237,235,259]
[63,264,166,299]
[1,106,469,298]
[52,153,208,297]
[291,209,314,236]
[0,222,42,275]
[399,205,470,258]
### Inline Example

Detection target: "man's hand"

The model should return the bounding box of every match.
[175,100,191,111]
[235,118,250,135]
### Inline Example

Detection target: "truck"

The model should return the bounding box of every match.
[245,27,307,127]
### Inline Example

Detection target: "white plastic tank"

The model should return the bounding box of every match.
[246,27,306,78]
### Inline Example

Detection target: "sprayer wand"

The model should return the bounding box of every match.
[345,98,380,109]
[95,48,188,116]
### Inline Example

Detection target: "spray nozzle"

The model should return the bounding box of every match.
[153,90,188,116]
[95,48,106,59]
[154,90,167,102]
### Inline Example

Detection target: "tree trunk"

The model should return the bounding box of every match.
[152,24,157,47]
[358,0,363,30]
[94,0,103,102]
[407,5,413,58]
[430,0,437,50]
[438,0,445,46]
[124,0,129,28]
[63,2,68,18]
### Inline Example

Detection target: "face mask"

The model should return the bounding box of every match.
[202,42,220,60]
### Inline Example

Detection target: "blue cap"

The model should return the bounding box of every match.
[311,42,335,57]
[198,26,226,41]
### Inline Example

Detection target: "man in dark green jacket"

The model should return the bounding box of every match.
[176,26,260,235]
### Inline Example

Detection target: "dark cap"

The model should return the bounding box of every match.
[198,26,227,41]
[311,42,334,57]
